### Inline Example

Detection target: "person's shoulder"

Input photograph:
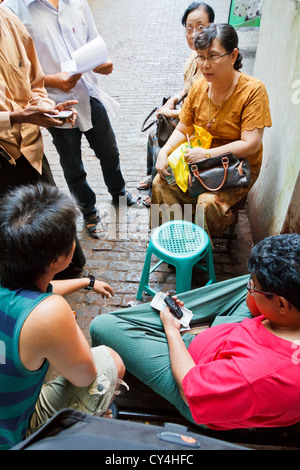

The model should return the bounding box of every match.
[36,293,71,313]
[29,293,73,328]
[184,50,197,68]
[0,4,17,20]
[239,72,267,93]
[0,3,29,37]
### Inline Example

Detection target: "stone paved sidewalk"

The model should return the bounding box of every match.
[43,0,259,341]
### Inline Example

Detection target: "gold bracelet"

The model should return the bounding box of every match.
[205,151,211,158]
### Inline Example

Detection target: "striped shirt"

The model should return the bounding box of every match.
[0,285,52,450]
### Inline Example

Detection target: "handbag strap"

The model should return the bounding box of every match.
[141,107,159,132]
[141,93,188,133]
[191,156,229,191]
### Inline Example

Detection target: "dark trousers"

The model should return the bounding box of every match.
[0,154,86,271]
[48,97,126,219]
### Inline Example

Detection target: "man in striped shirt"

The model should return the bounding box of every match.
[0,184,125,450]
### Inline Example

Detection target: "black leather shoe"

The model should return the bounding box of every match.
[112,191,141,206]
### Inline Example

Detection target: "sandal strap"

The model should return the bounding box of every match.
[85,214,100,226]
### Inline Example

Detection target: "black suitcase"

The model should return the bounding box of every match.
[11,408,248,451]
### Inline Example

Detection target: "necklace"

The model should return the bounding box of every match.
[206,77,236,130]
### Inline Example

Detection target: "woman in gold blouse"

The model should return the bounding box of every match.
[138,2,215,206]
[152,23,272,237]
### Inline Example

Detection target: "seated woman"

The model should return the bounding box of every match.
[152,23,272,237]
[138,2,215,207]
[90,234,300,431]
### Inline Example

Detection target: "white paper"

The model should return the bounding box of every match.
[150,292,193,329]
[61,36,109,76]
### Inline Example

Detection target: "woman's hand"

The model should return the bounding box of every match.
[155,147,172,180]
[157,97,180,119]
[92,280,114,298]
[184,146,208,163]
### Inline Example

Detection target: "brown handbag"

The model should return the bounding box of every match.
[188,152,251,197]
[141,94,187,148]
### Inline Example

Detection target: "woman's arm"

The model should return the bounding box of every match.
[155,121,194,179]
[156,90,186,119]
[185,128,265,163]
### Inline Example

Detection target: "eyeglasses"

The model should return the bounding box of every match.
[196,51,231,63]
[247,278,275,297]
[185,25,205,35]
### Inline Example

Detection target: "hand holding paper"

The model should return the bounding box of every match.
[93,59,114,75]
[61,36,109,76]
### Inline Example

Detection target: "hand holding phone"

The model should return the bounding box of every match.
[164,295,183,320]
[44,110,73,119]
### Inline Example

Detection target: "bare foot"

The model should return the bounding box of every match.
[102,408,113,419]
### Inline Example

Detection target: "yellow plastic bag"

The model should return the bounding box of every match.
[168,126,213,192]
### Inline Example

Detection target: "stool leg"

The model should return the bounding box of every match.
[175,261,194,295]
[206,246,216,285]
[136,248,154,300]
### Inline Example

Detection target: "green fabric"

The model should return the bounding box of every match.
[90,275,252,424]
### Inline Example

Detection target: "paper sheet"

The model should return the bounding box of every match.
[61,36,109,76]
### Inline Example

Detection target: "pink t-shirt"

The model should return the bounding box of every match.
[182,316,300,430]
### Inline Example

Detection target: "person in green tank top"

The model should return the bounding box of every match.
[0,183,126,450]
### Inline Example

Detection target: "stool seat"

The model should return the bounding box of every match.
[136,220,216,300]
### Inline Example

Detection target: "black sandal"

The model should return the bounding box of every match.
[84,214,106,239]
[136,176,151,191]
[113,191,141,206]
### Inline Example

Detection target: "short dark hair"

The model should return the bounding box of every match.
[247,234,300,311]
[181,2,215,26]
[194,23,243,70]
[0,183,79,290]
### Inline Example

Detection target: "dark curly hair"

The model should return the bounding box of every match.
[247,234,300,311]
[194,23,243,70]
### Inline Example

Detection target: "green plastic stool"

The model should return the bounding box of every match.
[136,220,216,300]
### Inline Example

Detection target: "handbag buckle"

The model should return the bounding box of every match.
[221,156,229,166]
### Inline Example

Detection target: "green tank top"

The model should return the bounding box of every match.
[0,285,53,449]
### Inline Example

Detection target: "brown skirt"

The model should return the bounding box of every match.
[150,173,258,237]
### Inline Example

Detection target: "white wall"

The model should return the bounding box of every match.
[248,0,300,241]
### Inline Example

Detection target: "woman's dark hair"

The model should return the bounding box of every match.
[194,23,243,70]
[247,234,300,311]
[0,183,79,290]
[181,2,215,26]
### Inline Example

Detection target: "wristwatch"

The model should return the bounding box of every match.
[84,274,95,291]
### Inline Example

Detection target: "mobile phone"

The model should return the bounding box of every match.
[44,110,73,119]
[164,295,183,320]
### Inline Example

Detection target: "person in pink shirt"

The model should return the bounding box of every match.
[90,233,300,430]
